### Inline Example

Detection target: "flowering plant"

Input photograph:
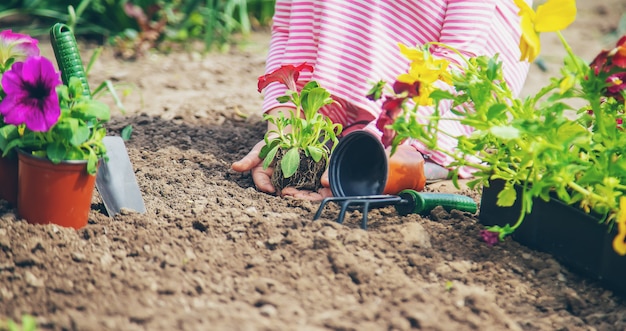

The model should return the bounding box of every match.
[257,63,342,191]
[0,30,110,175]
[369,0,626,254]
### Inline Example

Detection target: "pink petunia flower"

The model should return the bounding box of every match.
[0,30,40,70]
[0,56,62,132]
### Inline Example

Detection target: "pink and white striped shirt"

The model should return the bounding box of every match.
[262,0,532,177]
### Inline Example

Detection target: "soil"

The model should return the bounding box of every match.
[270,148,327,192]
[2,1,626,330]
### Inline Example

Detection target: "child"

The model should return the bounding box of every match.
[232,0,532,200]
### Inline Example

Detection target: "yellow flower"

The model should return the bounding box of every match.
[612,196,626,255]
[514,0,577,62]
[396,43,452,106]
[398,43,426,63]
[414,84,435,106]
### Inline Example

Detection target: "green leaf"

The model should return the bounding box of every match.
[92,79,126,114]
[65,146,86,160]
[0,125,19,152]
[81,100,111,121]
[21,315,37,331]
[261,144,279,170]
[428,89,455,103]
[55,118,90,146]
[306,145,324,162]
[87,149,98,175]
[7,319,18,331]
[280,147,300,178]
[496,185,517,207]
[301,81,320,91]
[68,76,85,96]
[486,56,501,81]
[57,84,70,102]
[486,103,507,120]
[121,125,133,141]
[46,142,66,163]
[490,126,520,140]
[259,139,279,159]
[276,95,291,103]
[365,80,386,100]
[300,87,333,119]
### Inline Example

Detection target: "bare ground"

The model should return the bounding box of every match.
[2,1,626,330]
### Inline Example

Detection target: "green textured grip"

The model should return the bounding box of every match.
[50,23,91,97]
[395,189,478,216]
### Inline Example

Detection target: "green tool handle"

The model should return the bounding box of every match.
[395,189,478,216]
[50,23,91,97]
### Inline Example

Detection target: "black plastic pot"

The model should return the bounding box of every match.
[480,179,626,297]
[320,130,476,228]
[328,130,388,197]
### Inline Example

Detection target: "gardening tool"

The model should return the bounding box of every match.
[50,23,146,216]
[314,130,477,229]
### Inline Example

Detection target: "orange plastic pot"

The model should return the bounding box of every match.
[17,150,97,229]
[0,154,18,206]
[383,144,426,194]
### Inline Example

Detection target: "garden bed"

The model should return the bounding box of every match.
[2,1,626,329]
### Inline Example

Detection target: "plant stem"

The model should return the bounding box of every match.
[509,172,532,231]
[556,31,606,135]
[567,180,607,205]
[426,41,471,68]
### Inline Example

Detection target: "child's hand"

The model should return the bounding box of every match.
[231,139,276,193]
[281,169,332,200]
[231,144,333,200]
[232,107,334,200]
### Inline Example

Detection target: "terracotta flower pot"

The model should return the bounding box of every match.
[0,154,18,206]
[17,150,97,229]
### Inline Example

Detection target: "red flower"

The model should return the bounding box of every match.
[611,35,626,68]
[393,80,420,98]
[480,229,500,246]
[590,35,626,74]
[590,50,609,75]
[257,63,314,92]
[376,96,406,147]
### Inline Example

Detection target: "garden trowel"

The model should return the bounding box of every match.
[50,23,146,216]
[96,136,146,216]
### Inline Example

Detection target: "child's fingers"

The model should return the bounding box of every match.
[251,165,275,193]
[281,187,321,200]
[231,155,260,172]
[318,187,333,199]
[281,187,332,201]
[231,141,264,172]
[320,169,330,188]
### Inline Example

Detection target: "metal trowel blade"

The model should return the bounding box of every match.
[96,136,146,216]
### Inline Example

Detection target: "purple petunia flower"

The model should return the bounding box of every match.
[480,229,500,246]
[0,56,62,132]
[0,30,40,67]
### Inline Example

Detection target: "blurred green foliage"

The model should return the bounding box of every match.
[0,315,37,331]
[0,0,275,56]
